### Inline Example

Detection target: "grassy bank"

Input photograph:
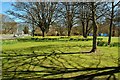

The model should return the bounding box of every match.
[1,36,119,79]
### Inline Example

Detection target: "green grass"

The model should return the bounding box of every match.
[1,36,119,79]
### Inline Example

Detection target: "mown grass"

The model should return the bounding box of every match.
[1,36,119,79]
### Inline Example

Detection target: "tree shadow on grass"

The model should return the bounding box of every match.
[2,51,120,80]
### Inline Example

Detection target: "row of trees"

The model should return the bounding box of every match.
[7,2,119,37]
[7,1,120,52]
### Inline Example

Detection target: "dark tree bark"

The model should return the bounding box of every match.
[108,2,114,45]
[68,28,71,37]
[40,26,45,37]
[82,21,85,38]
[68,25,72,37]
[90,2,98,53]
[85,20,89,38]
[81,19,90,38]
[112,26,115,37]
[42,30,45,37]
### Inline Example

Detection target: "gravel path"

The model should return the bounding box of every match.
[0,34,30,40]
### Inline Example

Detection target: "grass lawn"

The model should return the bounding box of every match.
[1,36,119,79]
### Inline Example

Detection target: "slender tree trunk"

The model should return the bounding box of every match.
[108,2,114,45]
[112,26,115,37]
[90,2,97,53]
[32,30,35,37]
[68,26,72,37]
[84,34,87,38]
[82,21,85,38]
[42,30,45,37]
[91,22,97,52]
[85,20,89,38]
[68,30,70,36]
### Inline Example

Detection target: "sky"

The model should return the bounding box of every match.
[0,2,21,22]
[1,0,119,14]
[1,2,13,15]
[0,0,119,22]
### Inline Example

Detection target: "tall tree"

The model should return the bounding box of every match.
[90,2,98,52]
[7,2,59,37]
[108,2,114,45]
[89,2,110,52]
[61,2,77,36]
[108,1,120,45]
[78,2,92,38]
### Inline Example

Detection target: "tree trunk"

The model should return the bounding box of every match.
[68,30,70,36]
[84,34,87,38]
[112,26,115,37]
[91,23,97,52]
[68,26,72,37]
[90,2,97,53]
[85,20,89,38]
[42,30,45,37]
[32,30,35,37]
[82,21,85,38]
[108,2,114,45]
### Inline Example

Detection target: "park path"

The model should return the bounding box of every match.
[0,34,16,40]
[0,34,29,40]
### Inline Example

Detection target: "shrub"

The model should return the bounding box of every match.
[97,41,104,46]
[97,38,103,41]
[97,41,120,47]
[69,38,74,41]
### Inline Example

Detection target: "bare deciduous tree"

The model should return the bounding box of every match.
[78,2,92,38]
[61,2,78,37]
[108,1,120,45]
[7,2,59,37]
[90,2,98,52]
